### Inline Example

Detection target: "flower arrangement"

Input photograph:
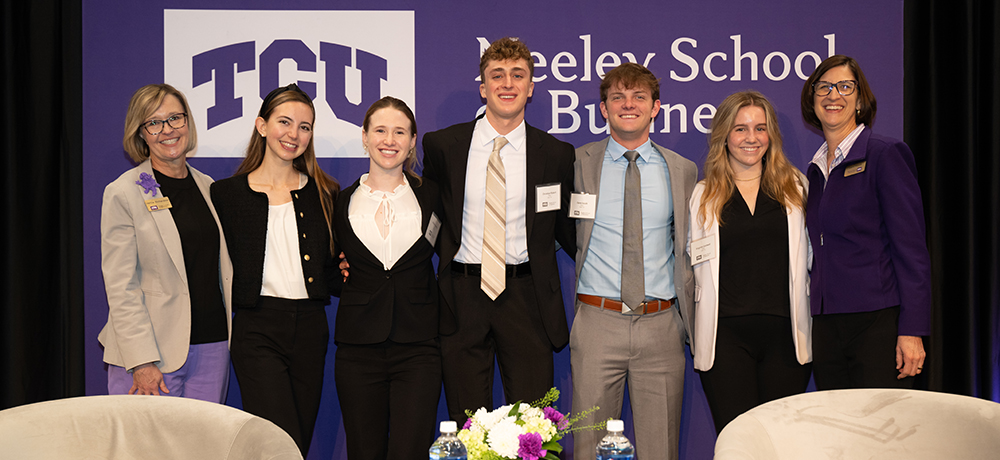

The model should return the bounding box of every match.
[457,388,601,460]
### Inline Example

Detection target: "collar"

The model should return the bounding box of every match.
[810,124,866,173]
[475,116,526,153]
[606,137,654,162]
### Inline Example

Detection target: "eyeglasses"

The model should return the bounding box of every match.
[813,80,858,97]
[142,113,187,135]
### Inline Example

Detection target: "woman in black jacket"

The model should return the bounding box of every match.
[210,83,339,457]
[333,96,442,460]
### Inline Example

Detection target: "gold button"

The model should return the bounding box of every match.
[304,254,310,261]
[302,233,307,239]
[299,212,304,218]
[294,193,299,199]
[307,277,314,283]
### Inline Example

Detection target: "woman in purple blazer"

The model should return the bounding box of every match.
[800,55,931,389]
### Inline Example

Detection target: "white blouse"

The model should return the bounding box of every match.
[348,174,421,270]
[260,177,309,299]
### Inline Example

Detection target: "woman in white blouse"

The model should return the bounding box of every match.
[210,84,339,456]
[332,96,443,460]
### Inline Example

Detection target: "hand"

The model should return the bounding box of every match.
[895,335,926,379]
[130,363,169,395]
[339,252,350,282]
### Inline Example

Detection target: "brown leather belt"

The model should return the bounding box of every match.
[577,294,676,315]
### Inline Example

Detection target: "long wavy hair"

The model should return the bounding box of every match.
[698,90,805,228]
[236,84,340,256]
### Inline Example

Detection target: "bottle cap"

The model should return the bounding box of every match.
[440,421,458,433]
[607,419,624,432]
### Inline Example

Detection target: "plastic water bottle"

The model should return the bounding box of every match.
[596,419,635,460]
[429,421,467,460]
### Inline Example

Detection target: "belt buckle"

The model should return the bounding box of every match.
[622,300,648,316]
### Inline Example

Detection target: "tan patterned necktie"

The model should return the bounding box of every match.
[482,136,509,300]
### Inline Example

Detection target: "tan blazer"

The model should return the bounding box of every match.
[98,160,233,373]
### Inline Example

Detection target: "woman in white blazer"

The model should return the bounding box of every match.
[99,84,233,403]
[687,91,811,433]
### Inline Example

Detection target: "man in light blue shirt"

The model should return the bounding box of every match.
[570,63,696,460]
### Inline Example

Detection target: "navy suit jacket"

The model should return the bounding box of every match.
[333,173,442,345]
[422,117,576,348]
[806,128,931,336]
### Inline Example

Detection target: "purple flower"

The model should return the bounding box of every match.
[462,418,473,430]
[544,407,569,430]
[135,172,160,196]
[517,432,547,460]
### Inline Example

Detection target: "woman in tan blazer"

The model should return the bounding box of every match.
[99,84,233,403]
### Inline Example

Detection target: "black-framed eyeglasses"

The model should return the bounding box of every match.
[813,80,858,97]
[142,113,187,135]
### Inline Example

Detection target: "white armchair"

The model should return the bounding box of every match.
[0,395,302,460]
[714,388,1000,459]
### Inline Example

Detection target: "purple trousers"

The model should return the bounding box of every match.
[107,340,230,403]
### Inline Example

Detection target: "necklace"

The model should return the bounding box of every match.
[734,175,761,182]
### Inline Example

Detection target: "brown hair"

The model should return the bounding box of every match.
[122,84,197,162]
[237,84,340,255]
[600,62,660,103]
[800,55,877,130]
[698,90,805,227]
[362,96,421,185]
[479,37,534,82]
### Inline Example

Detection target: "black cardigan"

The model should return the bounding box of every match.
[210,173,339,309]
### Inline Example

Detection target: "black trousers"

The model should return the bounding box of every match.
[440,272,554,426]
[698,315,812,433]
[335,339,442,460]
[231,296,328,456]
[812,306,913,390]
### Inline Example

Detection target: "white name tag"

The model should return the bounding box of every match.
[690,235,716,265]
[569,192,597,219]
[425,212,442,245]
[536,183,561,212]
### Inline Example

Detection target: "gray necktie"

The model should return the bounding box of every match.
[621,150,645,311]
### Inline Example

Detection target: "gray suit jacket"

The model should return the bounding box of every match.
[99,160,233,373]
[573,138,697,339]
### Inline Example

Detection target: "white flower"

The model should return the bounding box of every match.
[486,417,524,458]
[472,406,509,431]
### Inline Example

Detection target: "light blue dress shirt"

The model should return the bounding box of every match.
[577,138,676,301]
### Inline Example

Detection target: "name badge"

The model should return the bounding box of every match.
[144,197,172,212]
[536,183,560,212]
[425,212,442,245]
[569,192,597,219]
[690,235,716,265]
[844,161,867,177]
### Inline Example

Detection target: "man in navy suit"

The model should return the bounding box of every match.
[422,37,576,425]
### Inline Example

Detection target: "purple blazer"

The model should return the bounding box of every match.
[805,128,931,336]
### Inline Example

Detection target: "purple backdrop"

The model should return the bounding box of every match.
[82,1,903,458]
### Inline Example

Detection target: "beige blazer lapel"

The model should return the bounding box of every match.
[573,138,610,281]
[137,160,187,287]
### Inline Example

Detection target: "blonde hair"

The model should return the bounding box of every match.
[122,84,197,162]
[698,90,805,227]
[237,84,340,256]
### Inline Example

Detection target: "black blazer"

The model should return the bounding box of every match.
[422,118,576,348]
[210,173,339,309]
[333,173,442,345]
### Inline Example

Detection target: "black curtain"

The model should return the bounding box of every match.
[906,0,1000,398]
[0,0,84,409]
[0,1,997,408]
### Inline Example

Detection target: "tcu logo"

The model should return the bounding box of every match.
[165,9,414,158]
[192,40,387,129]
